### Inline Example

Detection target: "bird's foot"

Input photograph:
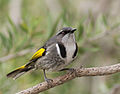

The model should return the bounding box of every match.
[45,78,53,88]
[45,78,53,83]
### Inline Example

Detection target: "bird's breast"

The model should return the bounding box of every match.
[65,42,76,63]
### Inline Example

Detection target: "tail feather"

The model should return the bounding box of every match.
[7,65,34,80]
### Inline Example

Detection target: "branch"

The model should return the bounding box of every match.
[0,49,35,62]
[16,63,120,94]
[89,28,119,42]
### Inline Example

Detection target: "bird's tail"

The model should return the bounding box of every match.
[7,63,35,80]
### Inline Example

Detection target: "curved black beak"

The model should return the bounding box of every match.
[71,28,77,33]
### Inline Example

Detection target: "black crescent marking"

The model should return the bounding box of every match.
[21,66,34,72]
[72,43,78,58]
[7,69,20,77]
[58,43,66,58]
[42,50,46,56]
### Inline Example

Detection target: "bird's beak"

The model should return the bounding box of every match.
[71,28,77,33]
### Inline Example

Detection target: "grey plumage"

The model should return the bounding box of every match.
[35,43,65,71]
[35,27,77,71]
[7,27,78,81]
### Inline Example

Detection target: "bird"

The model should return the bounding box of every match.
[7,27,78,82]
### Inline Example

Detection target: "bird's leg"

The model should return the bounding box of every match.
[43,69,52,83]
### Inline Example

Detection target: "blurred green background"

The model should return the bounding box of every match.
[0,0,120,94]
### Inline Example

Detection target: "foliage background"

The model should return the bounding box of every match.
[0,0,120,94]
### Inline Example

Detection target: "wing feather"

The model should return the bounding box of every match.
[30,48,46,61]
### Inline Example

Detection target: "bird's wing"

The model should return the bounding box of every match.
[28,35,57,63]
[30,47,46,61]
[19,47,47,68]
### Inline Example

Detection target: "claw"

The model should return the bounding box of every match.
[45,78,53,83]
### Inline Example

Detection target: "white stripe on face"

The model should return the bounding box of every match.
[56,43,66,60]
[56,43,61,56]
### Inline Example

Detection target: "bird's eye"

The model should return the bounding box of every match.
[56,31,65,36]
[62,32,65,34]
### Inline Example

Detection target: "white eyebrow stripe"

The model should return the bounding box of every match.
[56,30,63,35]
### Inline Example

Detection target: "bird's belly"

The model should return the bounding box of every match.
[35,53,65,71]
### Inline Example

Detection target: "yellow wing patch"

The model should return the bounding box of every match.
[30,48,45,60]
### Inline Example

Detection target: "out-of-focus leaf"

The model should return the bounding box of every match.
[80,44,100,53]
[62,10,70,26]
[102,15,108,27]
[47,13,53,33]
[90,43,100,52]
[0,32,7,47]
[77,24,84,39]
[32,31,43,38]
[7,29,13,41]
[78,47,86,54]
[47,14,62,39]
[19,22,29,33]
[15,35,29,51]
[0,32,10,52]
[106,73,120,88]
[86,22,93,37]
[7,16,18,35]
[95,15,103,33]
[23,43,34,49]
[88,46,100,52]
[111,22,120,30]
[93,15,108,39]
[85,47,100,52]
[114,35,120,46]
[7,29,13,50]
[76,17,86,41]
[31,17,41,31]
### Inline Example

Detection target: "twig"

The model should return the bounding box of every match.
[88,28,119,42]
[0,49,35,62]
[16,63,120,94]
[9,0,22,25]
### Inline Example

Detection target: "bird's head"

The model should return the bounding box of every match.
[56,27,76,36]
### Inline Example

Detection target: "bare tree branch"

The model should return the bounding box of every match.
[16,63,120,94]
[0,49,35,62]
